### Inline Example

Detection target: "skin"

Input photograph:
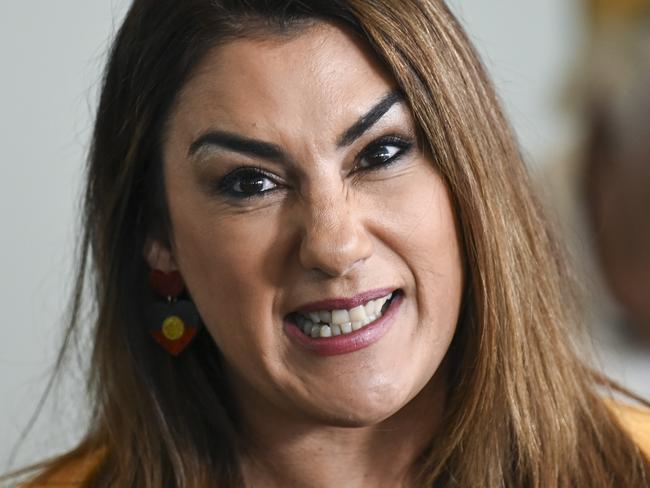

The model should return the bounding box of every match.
[148,22,464,487]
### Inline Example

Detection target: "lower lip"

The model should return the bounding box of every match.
[283,293,403,356]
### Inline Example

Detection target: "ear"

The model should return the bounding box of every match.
[144,237,178,272]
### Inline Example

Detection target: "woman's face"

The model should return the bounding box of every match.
[156,22,464,426]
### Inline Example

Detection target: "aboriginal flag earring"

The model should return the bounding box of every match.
[148,269,201,356]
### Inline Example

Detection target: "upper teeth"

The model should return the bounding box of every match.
[295,292,393,338]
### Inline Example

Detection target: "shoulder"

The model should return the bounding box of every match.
[20,448,105,487]
[607,400,650,458]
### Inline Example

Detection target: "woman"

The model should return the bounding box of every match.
[14,0,650,486]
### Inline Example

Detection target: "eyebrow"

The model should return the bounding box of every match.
[336,89,403,147]
[187,89,404,161]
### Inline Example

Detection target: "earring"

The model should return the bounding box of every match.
[147,269,201,356]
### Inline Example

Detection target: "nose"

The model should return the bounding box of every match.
[298,193,373,277]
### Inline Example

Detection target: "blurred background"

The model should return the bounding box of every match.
[1,0,649,471]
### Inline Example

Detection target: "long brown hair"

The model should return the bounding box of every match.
[15,1,650,486]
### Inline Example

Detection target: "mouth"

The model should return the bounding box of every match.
[286,289,403,338]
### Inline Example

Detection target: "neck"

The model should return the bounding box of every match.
[237,373,446,488]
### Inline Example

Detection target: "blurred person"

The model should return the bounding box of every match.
[546,0,650,345]
[542,0,650,401]
[581,0,650,346]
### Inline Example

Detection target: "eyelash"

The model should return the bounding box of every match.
[214,135,414,200]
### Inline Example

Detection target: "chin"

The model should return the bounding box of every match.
[318,410,397,428]
[306,382,415,428]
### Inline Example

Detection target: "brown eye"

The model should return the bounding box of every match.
[216,167,278,198]
[236,176,270,195]
[355,135,414,171]
[359,145,401,168]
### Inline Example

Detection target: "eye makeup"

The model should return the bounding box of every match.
[207,132,416,202]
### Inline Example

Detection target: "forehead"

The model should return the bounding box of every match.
[168,22,397,142]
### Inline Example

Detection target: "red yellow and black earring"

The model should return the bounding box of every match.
[148,269,201,356]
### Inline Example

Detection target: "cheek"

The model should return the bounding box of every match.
[372,165,463,341]
[165,188,287,355]
[375,164,463,289]
[414,189,463,329]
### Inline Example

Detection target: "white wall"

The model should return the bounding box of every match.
[0,0,132,469]
[447,0,582,165]
[0,0,611,471]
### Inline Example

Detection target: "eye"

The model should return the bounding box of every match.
[215,167,279,199]
[355,135,414,171]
